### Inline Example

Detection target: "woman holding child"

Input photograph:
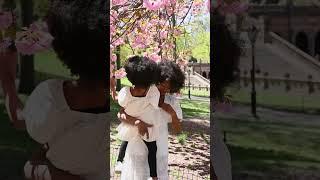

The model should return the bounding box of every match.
[111,57,185,180]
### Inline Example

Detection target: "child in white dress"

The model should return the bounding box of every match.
[114,60,186,180]
[114,56,182,180]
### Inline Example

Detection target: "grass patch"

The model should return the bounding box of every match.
[218,117,320,174]
[177,131,188,145]
[181,87,210,97]
[34,51,72,79]
[180,99,209,119]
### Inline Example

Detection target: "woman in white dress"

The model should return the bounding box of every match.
[116,61,185,180]
[112,57,182,180]
[211,9,242,180]
[1,1,109,179]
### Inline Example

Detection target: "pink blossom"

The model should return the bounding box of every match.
[174,29,183,36]
[167,8,174,16]
[15,22,54,55]
[132,35,147,49]
[148,52,161,62]
[111,53,117,62]
[153,47,160,54]
[0,11,13,30]
[160,30,168,39]
[114,68,127,79]
[112,0,126,6]
[143,0,163,11]
[110,25,116,36]
[110,11,118,24]
[113,38,125,46]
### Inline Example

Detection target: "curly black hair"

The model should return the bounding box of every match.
[124,56,158,88]
[211,12,241,100]
[157,61,186,93]
[46,0,107,81]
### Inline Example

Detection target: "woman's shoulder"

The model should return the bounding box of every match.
[32,79,63,94]
[24,79,67,114]
[146,85,160,108]
[147,85,160,97]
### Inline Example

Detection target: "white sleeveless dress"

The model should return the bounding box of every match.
[21,79,108,180]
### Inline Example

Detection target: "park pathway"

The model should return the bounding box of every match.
[215,103,320,127]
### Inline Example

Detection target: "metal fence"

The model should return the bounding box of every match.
[110,146,210,180]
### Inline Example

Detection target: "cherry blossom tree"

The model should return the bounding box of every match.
[1,0,53,123]
[110,0,209,79]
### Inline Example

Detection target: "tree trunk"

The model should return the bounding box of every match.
[172,13,177,62]
[19,0,35,94]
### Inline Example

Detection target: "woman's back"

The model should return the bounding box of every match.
[23,79,108,178]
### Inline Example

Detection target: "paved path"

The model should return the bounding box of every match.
[181,95,210,102]
[215,104,320,127]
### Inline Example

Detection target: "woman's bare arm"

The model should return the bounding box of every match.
[117,107,139,126]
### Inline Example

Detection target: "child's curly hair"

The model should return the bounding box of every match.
[124,56,158,88]
[157,61,186,93]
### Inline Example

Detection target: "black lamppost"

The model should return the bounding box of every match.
[188,67,191,99]
[248,26,259,118]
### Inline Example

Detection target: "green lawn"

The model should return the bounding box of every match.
[227,88,320,112]
[218,117,320,177]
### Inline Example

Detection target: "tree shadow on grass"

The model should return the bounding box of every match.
[229,144,320,174]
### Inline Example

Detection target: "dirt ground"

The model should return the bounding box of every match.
[110,118,210,179]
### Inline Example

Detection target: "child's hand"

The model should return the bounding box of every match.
[136,120,153,139]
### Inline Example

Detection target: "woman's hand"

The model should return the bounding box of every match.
[136,120,153,139]
[117,108,153,138]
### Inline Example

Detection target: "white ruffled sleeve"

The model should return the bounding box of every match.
[117,87,130,108]
[164,94,183,121]
[22,80,59,144]
[147,85,160,109]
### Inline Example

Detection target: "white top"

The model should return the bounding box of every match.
[121,93,183,180]
[22,79,108,179]
[116,85,160,142]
